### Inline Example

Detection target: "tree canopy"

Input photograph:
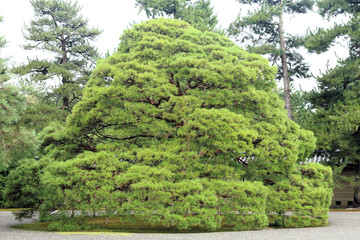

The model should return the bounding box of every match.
[135,0,219,32]
[13,0,102,112]
[6,19,332,231]
[65,18,315,182]
[228,0,314,119]
[304,0,360,57]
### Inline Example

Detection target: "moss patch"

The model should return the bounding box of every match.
[12,216,242,233]
[0,209,25,212]
[12,222,50,232]
[57,232,133,236]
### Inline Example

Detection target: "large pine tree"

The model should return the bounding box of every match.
[3,19,333,229]
[13,0,101,112]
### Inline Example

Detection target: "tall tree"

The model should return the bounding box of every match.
[0,16,38,207]
[13,0,101,112]
[304,0,360,206]
[228,0,314,119]
[135,0,219,32]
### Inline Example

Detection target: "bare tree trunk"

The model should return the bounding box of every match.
[279,0,292,120]
[62,95,69,110]
[354,162,360,207]
[61,39,70,111]
[105,206,109,224]
[217,195,221,216]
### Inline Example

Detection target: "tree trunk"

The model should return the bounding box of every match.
[217,194,221,215]
[61,39,69,111]
[62,95,69,110]
[279,0,292,120]
[105,206,109,224]
[354,162,360,207]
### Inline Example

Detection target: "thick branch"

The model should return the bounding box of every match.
[95,133,155,141]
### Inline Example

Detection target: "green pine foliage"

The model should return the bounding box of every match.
[0,19,38,171]
[302,0,360,205]
[0,16,40,207]
[16,82,68,132]
[305,58,360,202]
[40,151,269,230]
[12,0,101,112]
[304,0,360,59]
[5,19,331,230]
[135,0,219,32]
[0,16,7,84]
[3,159,43,209]
[228,0,314,119]
[277,87,313,128]
[0,86,39,171]
[228,0,313,81]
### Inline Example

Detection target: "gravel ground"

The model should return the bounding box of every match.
[1,211,359,240]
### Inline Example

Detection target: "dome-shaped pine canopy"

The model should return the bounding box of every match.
[36,19,323,230]
[67,18,315,180]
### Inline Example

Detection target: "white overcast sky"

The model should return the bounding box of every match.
[0,0,349,91]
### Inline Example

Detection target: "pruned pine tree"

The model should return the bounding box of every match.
[3,19,333,229]
[228,0,314,119]
[34,19,319,228]
[13,0,101,113]
[135,0,219,32]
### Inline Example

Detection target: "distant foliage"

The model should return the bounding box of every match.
[0,16,39,207]
[12,0,101,112]
[0,16,7,83]
[135,0,219,32]
[228,0,313,81]
[303,0,360,206]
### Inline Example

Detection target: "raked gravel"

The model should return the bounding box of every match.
[1,211,359,240]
